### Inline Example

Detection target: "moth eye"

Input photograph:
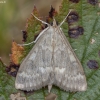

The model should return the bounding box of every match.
[69,0,80,3]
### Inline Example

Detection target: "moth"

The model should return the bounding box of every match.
[15,10,87,92]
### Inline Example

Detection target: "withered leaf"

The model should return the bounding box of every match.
[10,41,24,65]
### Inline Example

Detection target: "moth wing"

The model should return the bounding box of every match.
[15,27,53,91]
[54,28,87,91]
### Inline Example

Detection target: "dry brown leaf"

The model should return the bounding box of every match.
[10,41,24,65]
[45,93,57,100]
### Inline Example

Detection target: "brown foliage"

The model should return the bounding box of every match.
[10,41,24,65]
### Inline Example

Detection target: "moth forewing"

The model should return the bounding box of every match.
[15,26,54,91]
[53,27,87,91]
[15,11,87,92]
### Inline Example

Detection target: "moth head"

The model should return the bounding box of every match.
[53,18,57,27]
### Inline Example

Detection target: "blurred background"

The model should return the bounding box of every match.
[0,0,62,65]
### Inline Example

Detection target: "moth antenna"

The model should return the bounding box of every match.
[18,41,35,46]
[17,27,49,46]
[31,13,50,26]
[59,10,72,27]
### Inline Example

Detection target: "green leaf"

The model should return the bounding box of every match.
[0,60,18,100]
[1,0,100,100]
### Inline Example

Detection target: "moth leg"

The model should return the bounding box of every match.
[31,13,50,26]
[59,10,72,27]
[48,84,52,93]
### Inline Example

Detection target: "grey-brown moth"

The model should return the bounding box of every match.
[15,10,87,92]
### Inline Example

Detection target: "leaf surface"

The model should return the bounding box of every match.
[1,0,100,100]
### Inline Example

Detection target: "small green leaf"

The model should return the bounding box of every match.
[0,60,18,100]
